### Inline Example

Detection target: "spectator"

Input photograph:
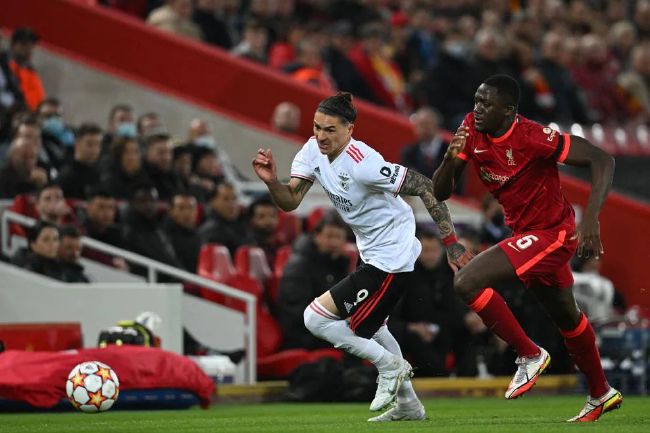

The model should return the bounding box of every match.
[58,123,103,199]
[192,0,232,49]
[57,225,91,283]
[608,21,638,70]
[8,28,44,111]
[35,98,71,170]
[192,146,223,198]
[231,18,269,64]
[14,221,63,280]
[143,133,182,200]
[101,137,150,199]
[618,44,650,121]
[0,136,47,198]
[136,112,165,138]
[271,102,300,134]
[81,187,128,270]
[400,107,448,179]
[247,196,280,267]
[389,231,459,377]
[186,118,216,149]
[321,20,379,104]
[34,182,73,226]
[536,31,589,127]
[283,36,334,92]
[162,192,201,272]
[102,103,136,151]
[147,0,202,41]
[198,182,251,255]
[572,256,619,323]
[122,183,183,269]
[276,212,349,350]
[478,193,510,245]
[0,35,25,140]
[268,21,305,69]
[349,21,410,111]
[11,115,56,177]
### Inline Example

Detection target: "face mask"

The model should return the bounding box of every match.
[195,135,217,149]
[42,116,65,137]
[116,122,137,138]
[445,42,468,58]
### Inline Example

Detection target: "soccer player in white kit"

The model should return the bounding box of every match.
[253,93,472,421]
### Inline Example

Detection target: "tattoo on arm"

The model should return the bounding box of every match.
[400,170,456,239]
[292,178,312,202]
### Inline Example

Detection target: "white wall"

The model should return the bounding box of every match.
[0,262,183,353]
[34,46,299,179]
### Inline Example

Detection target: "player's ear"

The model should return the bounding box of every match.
[505,104,516,115]
[348,122,354,135]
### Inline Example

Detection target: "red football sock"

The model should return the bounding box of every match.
[561,313,609,398]
[468,288,540,358]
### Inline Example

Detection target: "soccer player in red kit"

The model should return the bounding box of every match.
[432,75,622,422]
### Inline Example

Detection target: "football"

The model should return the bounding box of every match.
[66,361,120,413]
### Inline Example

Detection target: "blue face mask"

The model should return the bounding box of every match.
[195,135,217,149]
[116,122,137,138]
[42,116,65,137]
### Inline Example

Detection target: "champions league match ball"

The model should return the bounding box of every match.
[66,361,120,413]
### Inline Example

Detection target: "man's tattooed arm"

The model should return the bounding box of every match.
[399,169,467,262]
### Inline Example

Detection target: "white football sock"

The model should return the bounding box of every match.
[303,299,398,372]
[372,324,420,406]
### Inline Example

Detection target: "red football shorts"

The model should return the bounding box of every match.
[498,227,578,289]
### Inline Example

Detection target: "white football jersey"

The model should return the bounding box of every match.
[291,137,421,273]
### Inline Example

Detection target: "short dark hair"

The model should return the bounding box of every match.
[59,224,81,239]
[87,186,114,201]
[36,181,62,199]
[482,74,520,108]
[314,210,346,233]
[11,27,39,45]
[27,220,58,245]
[110,136,138,162]
[144,133,171,149]
[76,123,102,139]
[37,97,61,111]
[317,92,357,124]
[248,196,276,218]
[137,112,159,134]
[108,104,133,122]
[416,227,441,242]
[128,181,157,201]
[208,182,235,201]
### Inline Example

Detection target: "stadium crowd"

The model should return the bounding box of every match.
[0,0,632,380]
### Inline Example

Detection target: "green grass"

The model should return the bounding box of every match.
[0,396,648,433]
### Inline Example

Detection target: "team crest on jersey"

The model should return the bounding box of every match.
[506,148,516,166]
[338,172,350,191]
[543,126,557,142]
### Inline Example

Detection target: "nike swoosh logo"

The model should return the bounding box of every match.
[474,148,488,153]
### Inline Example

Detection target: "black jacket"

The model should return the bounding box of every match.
[122,209,182,270]
[101,164,151,200]
[277,235,349,350]
[59,261,91,283]
[58,159,101,200]
[162,218,201,272]
[198,212,253,256]
[13,251,65,281]
[0,163,37,198]
[143,162,182,201]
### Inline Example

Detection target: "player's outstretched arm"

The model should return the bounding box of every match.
[562,136,615,259]
[400,169,473,270]
[252,148,312,212]
[432,126,468,201]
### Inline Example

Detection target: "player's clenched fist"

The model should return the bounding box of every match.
[252,148,277,184]
[444,126,469,160]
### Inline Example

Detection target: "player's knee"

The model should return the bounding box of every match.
[303,304,332,338]
[453,269,479,302]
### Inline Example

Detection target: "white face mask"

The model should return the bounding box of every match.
[195,135,217,149]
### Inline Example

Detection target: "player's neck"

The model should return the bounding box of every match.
[327,138,350,162]
[489,115,517,139]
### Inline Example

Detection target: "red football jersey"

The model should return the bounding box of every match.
[458,113,575,234]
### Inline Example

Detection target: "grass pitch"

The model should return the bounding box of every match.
[0,396,648,433]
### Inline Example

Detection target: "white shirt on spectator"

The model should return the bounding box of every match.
[291,137,421,273]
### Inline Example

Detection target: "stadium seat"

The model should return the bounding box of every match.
[197,244,236,282]
[305,207,326,232]
[234,246,272,285]
[273,245,293,276]
[275,211,301,245]
[342,243,359,273]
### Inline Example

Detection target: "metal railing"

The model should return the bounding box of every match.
[1,210,257,384]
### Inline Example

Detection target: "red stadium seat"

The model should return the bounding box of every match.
[273,245,293,276]
[275,211,301,245]
[305,207,326,232]
[234,246,272,285]
[342,242,359,273]
[197,244,236,282]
